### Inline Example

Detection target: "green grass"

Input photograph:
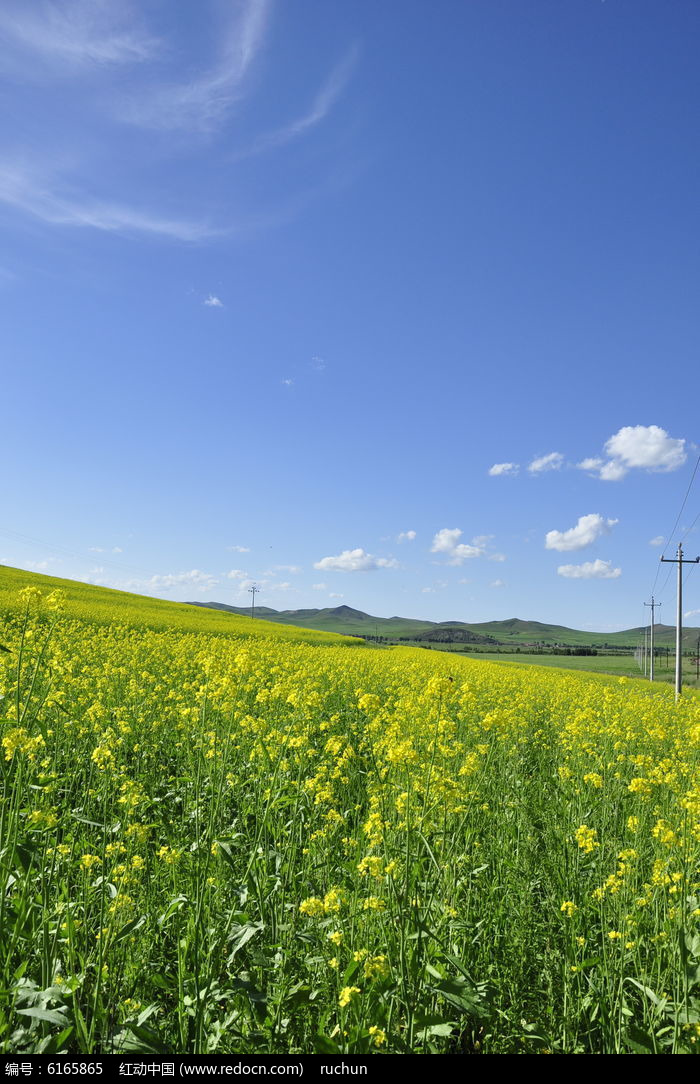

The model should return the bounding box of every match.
[470,652,653,677]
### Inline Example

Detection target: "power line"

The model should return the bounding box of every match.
[651,453,700,597]
[0,524,166,580]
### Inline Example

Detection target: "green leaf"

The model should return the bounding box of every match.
[432,977,487,1018]
[114,915,146,943]
[16,1007,69,1026]
[14,843,36,872]
[37,1026,74,1054]
[157,895,188,926]
[227,921,264,961]
[625,1024,656,1054]
[314,1032,341,1055]
[70,814,104,828]
[123,1024,170,1054]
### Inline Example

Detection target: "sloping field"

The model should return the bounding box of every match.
[0,565,362,646]
[1,573,700,1054]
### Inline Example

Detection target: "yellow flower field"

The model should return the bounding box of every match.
[1,580,700,1054]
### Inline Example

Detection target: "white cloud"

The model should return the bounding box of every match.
[431,528,485,565]
[0,1,157,70]
[605,425,686,474]
[145,569,219,590]
[599,459,628,482]
[227,545,250,553]
[488,462,519,477]
[226,569,248,580]
[312,583,327,591]
[528,452,563,474]
[685,609,700,619]
[580,425,688,482]
[89,545,122,554]
[557,559,622,580]
[119,0,270,132]
[329,592,343,599]
[92,568,220,593]
[239,47,357,156]
[649,536,665,547]
[545,514,618,552]
[431,528,462,554]
[490,579,506,588]
[488,553,506,562]
[0,161,216,241]
[314,548,399,572]
[270,565,302,575]
[204,295,223,307]
[281,378,293,386]
[397,530,416,543]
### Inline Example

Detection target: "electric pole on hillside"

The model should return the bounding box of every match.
[248,583,260,620]
[643,596,661,683]
[660,545,699,700]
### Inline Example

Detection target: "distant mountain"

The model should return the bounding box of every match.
[187,602,700,649]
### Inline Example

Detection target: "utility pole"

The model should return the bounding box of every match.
[660,544,700,700]
[248,583,260,619]
[645,624,654,672]
[643,596,661,683]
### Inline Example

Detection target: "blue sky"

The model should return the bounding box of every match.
[2,0,700,631]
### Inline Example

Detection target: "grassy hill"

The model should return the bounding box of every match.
[0,565,364,647]
[189,601,700,649]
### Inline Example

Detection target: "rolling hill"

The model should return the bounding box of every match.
[188,601,700,649]
[0,565,363,647]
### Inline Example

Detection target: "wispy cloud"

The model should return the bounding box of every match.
[204,294,223,307]
[0,0,157,72]
[0,1,357,246]
[0,160,217,240]
[118,0,270,132]
[238,46,357,157]
[397,530,416,543]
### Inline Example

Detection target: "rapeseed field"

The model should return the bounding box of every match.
[1,578,700,1054]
